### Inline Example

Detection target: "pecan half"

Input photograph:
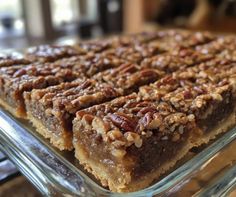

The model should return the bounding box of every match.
[109,112,137,132]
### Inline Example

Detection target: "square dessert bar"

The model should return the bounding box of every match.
[139,58,236,102]
[73,61,236,192]
[57,52,128,77]
[24,65,164,150]
[141,48,214,72]
[150,30,216,51]
[109,32,161,47]
[195,36,236,54]
[106,42,165,63]
[77,40,113,53]
[0,63,81,118]
[73,93,197,192]
[139,59,236,141]
[93,63,164,93]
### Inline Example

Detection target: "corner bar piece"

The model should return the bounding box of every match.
[73,93,197,192]
[0,63,81,118]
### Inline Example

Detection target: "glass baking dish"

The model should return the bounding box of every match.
[0,106,236,197]
[0,43,236,196]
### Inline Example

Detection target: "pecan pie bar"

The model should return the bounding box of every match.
[106,42,165,63]
[77,40,112,53]
[195,36,236,61]
[150,30,216,51]
[73,94,197,192]
[56,52,128,77]
[195,36,236,54]
[109,31,163,47]
[73,61,236,192]
[0,63,81,118]
[141,48,213,72]
[93,63,164,93]
[139,63,236,144]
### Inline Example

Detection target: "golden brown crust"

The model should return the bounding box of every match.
[27,111,73,150]
[0,98,25,118]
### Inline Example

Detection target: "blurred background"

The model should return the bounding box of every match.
[0,0,236,49]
